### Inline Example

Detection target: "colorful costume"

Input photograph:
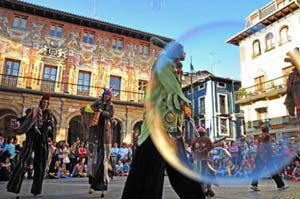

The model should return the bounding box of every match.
[122,39,205,199]
[7,94,54,196]
[83,89,114,197]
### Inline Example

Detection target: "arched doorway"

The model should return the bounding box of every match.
[68,116,84,145]
[113,119,122,146]
[0,109,18,138]
[132,121,143,144]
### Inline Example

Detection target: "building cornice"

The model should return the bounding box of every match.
[0,0,172,43]
[227,0,300,46]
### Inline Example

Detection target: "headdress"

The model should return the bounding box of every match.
[41,93,51,101]
[103,88,112,97]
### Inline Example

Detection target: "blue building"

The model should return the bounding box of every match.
[182,71,243,143]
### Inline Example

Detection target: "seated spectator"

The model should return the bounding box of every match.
[0,156,11,181]
[292,160,300,181]
[115,160,123,176]
[59,162,70,178]
[72,158,86,177]
[48,159,61,179]
[283,165,293,180]
[122,161,131,176]
[111,143,119,166]
[26,163,34,179]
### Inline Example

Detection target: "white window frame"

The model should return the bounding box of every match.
[218,93,228,114]
[218,117,229,136]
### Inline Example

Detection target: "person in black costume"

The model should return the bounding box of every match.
[7,93,54,197]
[250,125,289,191]
[121,38,206,199]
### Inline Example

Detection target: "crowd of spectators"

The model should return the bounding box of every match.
[0,133,135,181]
[1,131,300,183]
[186,134,300,181]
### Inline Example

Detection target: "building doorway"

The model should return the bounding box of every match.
[68,116,84,145]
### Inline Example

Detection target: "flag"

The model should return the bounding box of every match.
[190,63,194,72]
[190,56,194,72]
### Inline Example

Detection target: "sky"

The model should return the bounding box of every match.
[23,0,271,80]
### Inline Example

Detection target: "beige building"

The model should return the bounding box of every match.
[0,0,171,145]
[227,0,300,138]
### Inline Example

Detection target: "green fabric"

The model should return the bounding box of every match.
[138,58,191,145]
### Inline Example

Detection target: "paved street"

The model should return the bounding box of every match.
[0,177,300,199]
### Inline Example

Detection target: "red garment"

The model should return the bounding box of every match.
[78,147,87,159]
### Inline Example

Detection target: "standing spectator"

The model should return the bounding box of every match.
[229,141,239,166]
[110,143,119,175]
[7,93,54,197]
[191,126,214,197]
[3,137,16,171]
[78,142,87,160]
[118,143,129,163]
[68,143,78,174]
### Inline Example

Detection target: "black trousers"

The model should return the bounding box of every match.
[251,157,285,188]
[122,137,206,199]
[7,130,48,195]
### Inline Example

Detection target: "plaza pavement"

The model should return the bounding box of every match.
[0,176,300,199]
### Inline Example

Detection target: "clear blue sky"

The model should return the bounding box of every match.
[24,0,271,80]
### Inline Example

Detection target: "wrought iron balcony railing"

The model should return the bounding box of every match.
[0,73,145,102]
[235,75,287,105]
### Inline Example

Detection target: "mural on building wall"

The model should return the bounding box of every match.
[0,4,166,142]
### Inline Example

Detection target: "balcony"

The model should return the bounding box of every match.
[235,75,287,105]
[0,73,145,103]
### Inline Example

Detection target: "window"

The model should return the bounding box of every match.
[252,39,261,58]
[12,15,27,30]
[279,26,290,45]
[110,76,121,99]
[112,38,123,50]
[42,65,57,92]
[254,75,266,92]
[256,107,268,120]
[218,94,227,114]
[265,32,275,51]
[138,80,147,101]
[198,97,205,115]
[2,59,20,87]
[219,118,229,135]
[139,44,150,56]
[198,84,205,90]
[82,31,95,44]
[77,71,91,96]
[217,82,226,88]
[50,24,63,38]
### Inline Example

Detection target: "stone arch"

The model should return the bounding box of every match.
[67,115,84,145]
[113,117,124,146]
[132,120,143,143]
[0,108,18,137]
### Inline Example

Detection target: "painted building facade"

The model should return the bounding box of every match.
[0,0,171,145]
[182,71,242,143]
[227,0,300,138]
